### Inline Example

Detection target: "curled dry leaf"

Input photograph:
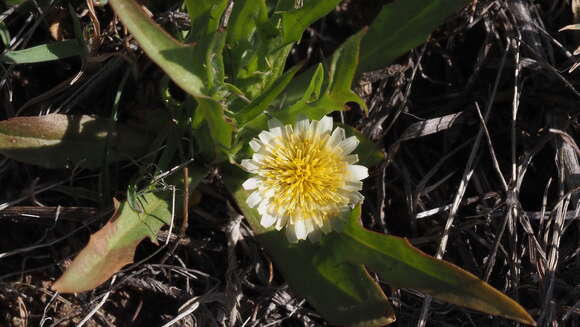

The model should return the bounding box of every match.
[52,193,171,293]
[52,167,207,293]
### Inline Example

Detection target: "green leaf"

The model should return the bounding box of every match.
[0,21,11,47]
[235,63,303,124]
[233,30,370,168]
[0,114,152,169]
[225,0,283,98]
[332,208,537,326]
[225,0,270,82]
[223,166,396,327]
[276,29,368,122]
[202,30,227,93]
[325,28,367,111]
[0,39,85,64]
[359,0,468,74]
[235,31,367,158]
[225,0,340,100]
[108,0,209,98]
[52,166,207,293]
[52,194,168,293]
[227,169,536,326]
[281,0,468,105]
[196,97,233,152]
[301,63,324,103]
[279,0,341,47]
[183,0,228,39]
[226,0,270,52]
[109,0,234,155]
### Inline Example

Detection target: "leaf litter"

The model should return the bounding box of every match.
[1,0,580,326]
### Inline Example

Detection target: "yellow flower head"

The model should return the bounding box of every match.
[241,116,368,242]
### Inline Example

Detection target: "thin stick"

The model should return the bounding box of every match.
[160,167,190,265]
[75,276,117,327]
[181,167,190,238]
[416,41,509,327]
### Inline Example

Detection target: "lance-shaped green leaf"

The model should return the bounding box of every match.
[5,0,27,5]
[202,31,227,93]
[329,207,536,326]
[325,27,367,109]
[282,0,469,105]
[226,0,270,56]
[278,0,342,47]
[108,0,208,98]
[301,63,325,103]
[183,0,228,40]
[0,114,152,169]
[52,166,207,293]
[0,21,10,47]
[223,166,396,327]
[0,39,86,64]
[196,97,233,153]
[359,0,469,74]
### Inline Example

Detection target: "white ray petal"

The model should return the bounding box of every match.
[341,181,363,191]
[312,215,324,228]
[275,215,288,230]
[304,219,315,236]
[345,154,359,164]
[308,120,319,138]
[260,214,277,228]
[270,126,282,138]
[285,225,298,243]
[257,200,269,215]
[293,220,307,240]
[249,139,262,152]
[296,119,310,135]
[258,131,274,145]
[347,165,369,181]
[317,116,333,134]
[246,191,262,208]
[329,127,346,147]
[263,187,276,199]
[339,136,360,155]
[282,125,293,138]
[241,159,259,172]
[349,191,365,203]
[242,177,261,190]
[252,153,266,163]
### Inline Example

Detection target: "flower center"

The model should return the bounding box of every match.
[261,133,348,220]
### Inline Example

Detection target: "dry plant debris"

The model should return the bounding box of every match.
[0,0,579,326]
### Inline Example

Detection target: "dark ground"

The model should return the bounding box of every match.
[1,0,580,326]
